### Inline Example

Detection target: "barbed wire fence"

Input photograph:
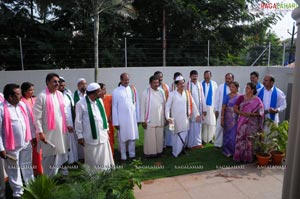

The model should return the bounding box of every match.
[0,37,294,70]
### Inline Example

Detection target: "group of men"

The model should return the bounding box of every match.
[0,70,287,198]
[139,70,286,159]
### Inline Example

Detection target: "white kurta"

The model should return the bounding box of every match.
[165,90,200,157]
[186,81,207,148]
[75,97,114,170]
[0,101,35,197]
[201,80,218,125]
[257,86,287,124]
[140,88,165,155]
[34,90,68,157]
[112,85,140,142]
[214,83,230,147]
[63,91,78,164]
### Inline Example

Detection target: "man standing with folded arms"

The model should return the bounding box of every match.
[34,73,71,176]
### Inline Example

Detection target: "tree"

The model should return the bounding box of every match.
[74,0,135,81]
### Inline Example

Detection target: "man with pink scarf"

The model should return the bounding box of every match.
[34,73,71,176]
[0,84,35,198]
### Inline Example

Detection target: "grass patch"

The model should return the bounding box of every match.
[114,126,239,180]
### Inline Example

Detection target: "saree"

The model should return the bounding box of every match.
[222,94,240,157]
[233,95,264,163]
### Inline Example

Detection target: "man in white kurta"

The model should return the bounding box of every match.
[201,71,218,144]
[214,73,234,148]
[75,83,114,170]
[165,76,200,157]
[186,70,207,148]
[154,71,171,148]
[59,77,78,164]
[258,75,287,128]
[141,76,166,157]
[34,73,70,176]
[73,78,87,161]
[112,73,140,161]
[0,84,35,198]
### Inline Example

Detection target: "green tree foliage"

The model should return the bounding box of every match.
[0,0,283,70]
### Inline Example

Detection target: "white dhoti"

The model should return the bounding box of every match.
[84,142,115,170]
[67,132,78,164]
[202,107,216,143]
[172,131,188,157]
[42,153,68,177]
[187,122,202,148]
[214,118,223,147]
[5,144,34,197]
[144,126,164,156]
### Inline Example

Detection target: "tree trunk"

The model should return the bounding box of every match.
[94,13,99,82]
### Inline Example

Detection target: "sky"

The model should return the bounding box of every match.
[268,0,297,40]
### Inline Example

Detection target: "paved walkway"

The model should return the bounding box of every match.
[134,164,285,199]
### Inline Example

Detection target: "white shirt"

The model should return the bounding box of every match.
[258,86,287,123]
[112,85,140,142]
[165,90,200,133]
[214,83,230,113]
[75,97,108,145]
[187,81,207,119]
[0,101,34,151]
[140,87,165,127]
[201,80,218,107]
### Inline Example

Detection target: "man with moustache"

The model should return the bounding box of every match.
[34,73,71,176]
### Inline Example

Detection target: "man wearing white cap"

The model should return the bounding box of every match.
[34,73,71,176]
[75,83,114,170]
[74,78,87,105]
[165,75,201,157]
[112,73,140,161]
[73,78,86,161]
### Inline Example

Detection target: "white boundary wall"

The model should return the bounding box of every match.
[0,66,294,120]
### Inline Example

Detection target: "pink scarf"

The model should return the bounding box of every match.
[46,88,67,133]
[3,101,32,150]
[21,97,36,123]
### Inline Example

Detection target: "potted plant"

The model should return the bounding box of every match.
[269,120,289,165]
[251,131,273,166]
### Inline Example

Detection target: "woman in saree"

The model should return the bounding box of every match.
[221,82,240,157]
[233,82,264,163]
[21,82,43,175]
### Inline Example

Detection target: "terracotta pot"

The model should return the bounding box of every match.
[256,153,271,166]
[271,150,285,165]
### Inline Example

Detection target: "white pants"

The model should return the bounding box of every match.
[5,143,34,197]
[42,153,68,177]
[202,124,216,143]
[0,158,5,198]
[119,139,136,160]
[172,131,188,157]
[187,122,202,148]
[67,132,78,164]
[214,118,223,147]
[163,125,172,147]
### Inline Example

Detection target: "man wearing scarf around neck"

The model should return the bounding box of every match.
[0,84,35,198]
[165,76,201,157]
[75,83,114,170]
[214,73,234,149]
[141,75,166,158]
[201,71,218,145]
[257,75,287,137]
[112,73,140,161]
[34,73,71,176]
[186,70,207,149]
